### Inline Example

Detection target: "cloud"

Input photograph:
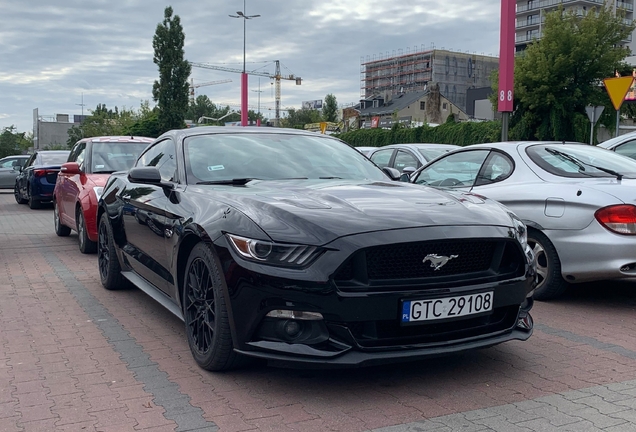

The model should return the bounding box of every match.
[0,0,501,133]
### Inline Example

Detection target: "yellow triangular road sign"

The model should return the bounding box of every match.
[604,76,634,111]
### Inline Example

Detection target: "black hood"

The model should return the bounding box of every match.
[190,180,514,245]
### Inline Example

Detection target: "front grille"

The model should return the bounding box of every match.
[333,238,525,292]
[367,239,495,280]
[336,305,519,348]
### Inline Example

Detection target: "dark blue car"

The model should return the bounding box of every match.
[15,150,70,209]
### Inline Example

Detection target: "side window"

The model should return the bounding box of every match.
[137,139,177,182]
[370,149,394,168]
[615,140,636,160]
[475,152,514,186]
[394,150,420,171]
[25,154,36,168]
[69,142,86,167]
[414,150,490,188]
[0,159,15,168]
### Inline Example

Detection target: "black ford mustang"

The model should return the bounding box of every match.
[97,127,536,371]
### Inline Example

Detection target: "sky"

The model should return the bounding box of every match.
[0,0,502,134]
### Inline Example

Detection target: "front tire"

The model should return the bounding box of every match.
[54,201,71,236]
[78,209,97,254]
[98,212,126,290]
[14,183,26,204]
[183,243,244,371]
[528,229,568,301]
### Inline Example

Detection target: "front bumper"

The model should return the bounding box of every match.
[215,225,536,367]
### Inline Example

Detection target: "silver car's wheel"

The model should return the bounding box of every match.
[527,229,568,301]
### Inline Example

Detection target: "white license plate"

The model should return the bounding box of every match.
[401,292,494,323]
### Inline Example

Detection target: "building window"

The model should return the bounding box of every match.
[442,102,448,111]
[420,101,426,110]
[373,100,379,108]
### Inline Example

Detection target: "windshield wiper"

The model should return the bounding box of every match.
[196,178,259,185]
[319,176,344,179]
[93,170,117,174]
[545,148,623,181]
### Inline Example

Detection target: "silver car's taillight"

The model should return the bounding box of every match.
[595,205,636,235]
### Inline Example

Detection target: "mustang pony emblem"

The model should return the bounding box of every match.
[423,254,459,271]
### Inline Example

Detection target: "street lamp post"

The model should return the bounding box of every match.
[230,0,260,127]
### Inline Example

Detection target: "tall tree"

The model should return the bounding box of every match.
[508,5,634,141]
[152,6,191,135]
[322,94,338,122]
[0,126,30,157]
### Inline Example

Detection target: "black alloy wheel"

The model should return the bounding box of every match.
[183,243,243,371]
[527,229,568,301]
[78,209,97,254]
[54,201,71,236]
[14,183,26,204]
[98,212,126,290]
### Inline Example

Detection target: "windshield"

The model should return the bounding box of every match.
[40,152,69,165]
[184,133,386,184]
[526,144,636,179]
[91,142,150,173]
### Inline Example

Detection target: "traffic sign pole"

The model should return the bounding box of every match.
[498,0,515,141]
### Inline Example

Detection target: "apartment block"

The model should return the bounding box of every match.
[515,0,635,52]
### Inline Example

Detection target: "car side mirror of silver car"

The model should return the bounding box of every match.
[382,166,401,181]
[402,166,416,176]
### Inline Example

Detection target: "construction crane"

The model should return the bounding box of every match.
[189,78,233,103]
[190,60,301,126]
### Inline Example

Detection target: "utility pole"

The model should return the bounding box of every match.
[76,93,86,118]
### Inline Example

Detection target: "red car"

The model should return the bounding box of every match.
[53,136,154,253]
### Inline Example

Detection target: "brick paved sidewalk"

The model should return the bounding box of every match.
[2,191,636,432]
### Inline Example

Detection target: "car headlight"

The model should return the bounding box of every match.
[93,186,104,201]
[509,213,527,247]
[226,234,325,268]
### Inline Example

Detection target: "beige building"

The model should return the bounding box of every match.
[515,0,635,52]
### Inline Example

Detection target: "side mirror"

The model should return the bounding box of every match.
[382,166,401,181]
[402,166,416,176]
[60,162,81,175]
[399,173,411,182]
[128,167,162,184]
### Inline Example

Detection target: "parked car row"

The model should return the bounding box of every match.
[18,130,636,372]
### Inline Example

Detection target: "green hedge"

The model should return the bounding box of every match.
[335,121,502,147]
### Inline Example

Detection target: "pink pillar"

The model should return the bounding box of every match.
[241,73,248,126]
[497,0,515,113]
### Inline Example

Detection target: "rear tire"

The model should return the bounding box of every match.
[183,242,245,371]
[528,229,568,301]
[27,185,40,209]
[78,209,97,254]
[54,201,71,237]
[14,183,26,204]
[98,212,126,290]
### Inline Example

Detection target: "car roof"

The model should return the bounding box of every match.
[162,126,328,141]
[37,150,70,154]
[598,132,636,149]
[77,136,155,144]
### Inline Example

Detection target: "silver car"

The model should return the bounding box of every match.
[0,155,29,189]
[598,131,636,160]
[409,141,636,300]
[368,143,460,173]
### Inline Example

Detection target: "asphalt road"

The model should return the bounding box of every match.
[2,190,636,432]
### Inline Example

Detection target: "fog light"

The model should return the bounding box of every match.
[283,320,301,337]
